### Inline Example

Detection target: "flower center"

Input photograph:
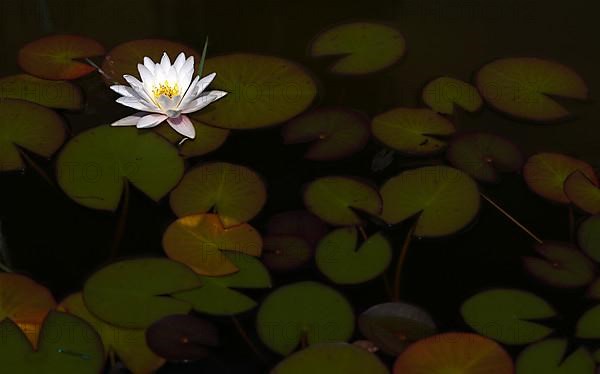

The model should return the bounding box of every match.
[152,81,179,99]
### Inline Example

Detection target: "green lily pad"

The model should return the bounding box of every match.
[0,98,67,172]
[256,281,354,355]
[565,171,600,214]
[422,77,483,114]
[578,215,600,262]
[315,227,392,284]
[192,53,317,129]
[310,21,406,75]
[461,289,556,345]
[169,162,266,228]
[171,253,271,316]
[18,34,105,80]
[266,210,329,246]
[0,311,104,374]
[262,235,313,272]
[516,339,594,374]
[82,258,203,329]
[576,304,600,338]
[0,74,83,110]
[358,302,436,355]
[56,125,184,211]
[523,242,596,288]
[446,132,523,183]
[154,117,229,158]
[281,107,370,160]
[271,342,389,374]
[303,176,382,226]
[380,166,480,237]
[476,57,588,123]
[371,108,455,156]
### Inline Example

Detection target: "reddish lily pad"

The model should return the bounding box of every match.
[0,74,83,110]
[422,77,483,114]
[564,171,600,214]
[266,210,329,246]
[262,235,313,272]
[281,107,370,160]
[18,34,105,80]
[476,57,588,122]
[154,117,229,158]
[578,215,600,262]
[516,339,594,374]
[371,108,455,156]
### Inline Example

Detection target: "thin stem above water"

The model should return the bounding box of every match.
[480,192,543,244]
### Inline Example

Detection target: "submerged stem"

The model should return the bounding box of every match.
[358,225,368,241]
[232,317,269,365]
[392,222,417,301]
[0,261,12,273]
[109,182,129,261]
[480,192,543,244]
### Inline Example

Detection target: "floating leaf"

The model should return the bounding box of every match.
[266,210,329,246]
[303,176,382,226]
[565,171,600,214]
[0,98,67,172]
[523,242,596,288]
[578,215,600,262]
[281,107,370,160]
[371,108,455,156]
[256,281,354,355]
[422,77,482,114]
[0,74,83,110]
[476,57,588,122]
[310,21,405,75]
[154,117,229,158]
[393,333,513,374]
[523,153,597,204]
[162,213,262,276]
[576,305,600,339]
[56,125,184,211]
[358,302,436,355]
[461,289,556,345]
[380,166,480,237]
[587,278,600,299]
[446,132,523,183]
[271,342,388,374]
[59,293,164,374]
[315,227,392,284]
[0,311,104,373]
[262,235,313,272]
[192,53,317,129]
[18,34,105,80]
[516,339,594,374]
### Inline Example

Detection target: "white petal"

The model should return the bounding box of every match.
[137,64,154,85]
[167,115,195,139]
[181,90,227,114]
[177,76,200,108]
[143,57,156,74]
[160,52,171,71]
[173,52,186,72]
[111,112,146,126]
[196,73,216,94]
[123,74,158,108]
[110,85,136,97]
[157,94,181,111]
[177,65,194,95]
[137,113,168,129]
[116,96,157,112]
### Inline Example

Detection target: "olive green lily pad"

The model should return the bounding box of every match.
[371,108,455,156]
[422,77,482,114]
[0,98,67,172]
[0,74,83,110]
[262,235,313,272]
[461,289,556,345]
[380,166,480,237]
[565,171,600,214]
[516,339,594,374]
[169,162,266,227]
[303,176,382,226]
[476,57,588,122]
[192,53,317,129]
[578,215,600,262]
[56,125,184,211]
[256,281,354,355]
[266,210,329,246]
[154,117,229,158]
[576,304,600,338]
[271,342,389,374]
[315,227,392,284]
[0,311,104,374]
[310,21,406,75]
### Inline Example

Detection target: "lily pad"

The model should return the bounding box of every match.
[516,339,594,374]
[162,213,262,276]
[309,21,406,75]
[371,108,455,156]
[18,34,105,80]
[256,281,354,355]
[0,311,104,374]
[56,125,183,210]
[271,342,389,374]
[101,39,200,85]
[358,302,436,355]
[262,235,313,272]
[0,74,84,110]
[523,242,596,288]
[475,57,588,122]
[422,77,483,114]
[446,132,523,183]
[59,292,164,374]
[393,332,513,374]
[523,153,597,204]
[281,107,370,160]
[587,278,600,299]
[154,117,229,158]
[461,288,556,345]
[192,53,317,129]
[266,210,329,246]
[578,215,600,262]
[170,162,266,227]
[303,176,382,226]
[380,166,480,237]
[576,305,600,339]
[315,227,392,284]
[0,98,67,172]
[82,258,203,328]
[565,171,600,214]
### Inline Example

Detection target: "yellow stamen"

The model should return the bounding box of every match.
[153,81,179,99]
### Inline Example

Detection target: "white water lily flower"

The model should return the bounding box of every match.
[110,52,227,139]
